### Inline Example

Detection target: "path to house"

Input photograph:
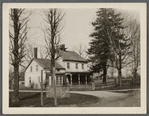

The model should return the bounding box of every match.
[70,89,140,107]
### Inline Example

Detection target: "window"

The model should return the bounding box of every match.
[82,64,84,69]
[38,76,41,83]
[60,76,63,84]
[30,66,32,72]
[76,63,78,69]
[56,76,60,85]
[36,65,38,71]
[56,76,63,85]
[67,63,70,69]
[29,77,31,83]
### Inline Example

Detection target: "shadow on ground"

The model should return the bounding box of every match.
[9,92,99,107]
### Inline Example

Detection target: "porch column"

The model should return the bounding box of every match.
[78,74,80,85]
[70,74,72,85]
[61,76,63,85]
[58,76,60,85]
[49,76,51,86]
[85,75,87,85]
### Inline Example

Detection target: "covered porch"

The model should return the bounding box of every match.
[45,72,65,87]
[66,72,91,85]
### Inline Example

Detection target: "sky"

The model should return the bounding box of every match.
[27,9,97,52]
[26,8,140,55]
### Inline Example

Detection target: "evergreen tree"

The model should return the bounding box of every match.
[88,8,130,86]
[88,8,114,83]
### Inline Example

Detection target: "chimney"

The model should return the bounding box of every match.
[34,48,37,59]
[60,44,66,51]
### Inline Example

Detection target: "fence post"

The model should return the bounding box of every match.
[70,74,72,85]
[78,74,80,85]
[114,79,117,86]
[41,70,43,106]
[85,75,87,85]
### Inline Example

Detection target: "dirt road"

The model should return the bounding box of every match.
[71,90,140,107]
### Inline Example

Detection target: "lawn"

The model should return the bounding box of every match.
[110,90,136,93]
[9,92,99,107]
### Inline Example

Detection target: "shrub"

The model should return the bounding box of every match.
[30,83,34,88]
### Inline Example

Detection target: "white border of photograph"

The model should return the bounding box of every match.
[3,3,147,114]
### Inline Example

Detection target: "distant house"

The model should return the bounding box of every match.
[24,45,90,89]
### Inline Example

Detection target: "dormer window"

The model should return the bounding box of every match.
[67,63,70,69]
[36,65,38,71]
[76,63,78,69]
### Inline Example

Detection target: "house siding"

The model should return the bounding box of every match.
[57,58,89,73]
[25,60,46,89]
[25,60,66,88]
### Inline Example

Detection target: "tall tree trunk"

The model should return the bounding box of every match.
[133,69,137,85]
[44,9,64,106]
[118,68,122,87]
[63,74,67,86]
[118,53,122,87]
[13,64,19,102]
[52,66,57,106]
[51,36,57,106]
[12,9,20,102]
[102,63,107,84]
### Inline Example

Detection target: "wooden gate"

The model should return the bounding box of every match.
[46,86,70,99]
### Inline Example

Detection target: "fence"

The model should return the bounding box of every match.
[121,78,133,85]
[46,86,70,99]
[70,84,93,91]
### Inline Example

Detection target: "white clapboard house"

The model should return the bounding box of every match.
[24,45,90,89]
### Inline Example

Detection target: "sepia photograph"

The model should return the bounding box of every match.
[3,3,147,114]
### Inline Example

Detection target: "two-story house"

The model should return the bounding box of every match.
[57,45,90,85]
[24,45,90,89]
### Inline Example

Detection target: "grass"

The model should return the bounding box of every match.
[95,85,140,91]
[97,90,140,107]
[9,92,99,107]
[110,90,136,93]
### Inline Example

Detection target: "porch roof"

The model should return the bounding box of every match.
[66,71,91,75]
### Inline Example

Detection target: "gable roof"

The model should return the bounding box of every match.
[25,58,65,72]
[24,59,34,72]
[35,58,65,70]
[59,50,87,63]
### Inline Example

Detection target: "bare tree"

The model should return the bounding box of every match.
[103,10,132,87]
[24,44,34,63]
[107,10,140,87]
[106,29,132,87]
[116,11,140,85]
[124,18,140,84]
[9,9,30,102]
[39,46,49,59]
[44,9,65,106]
[72,43,88,59]
[24,44,48,64]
